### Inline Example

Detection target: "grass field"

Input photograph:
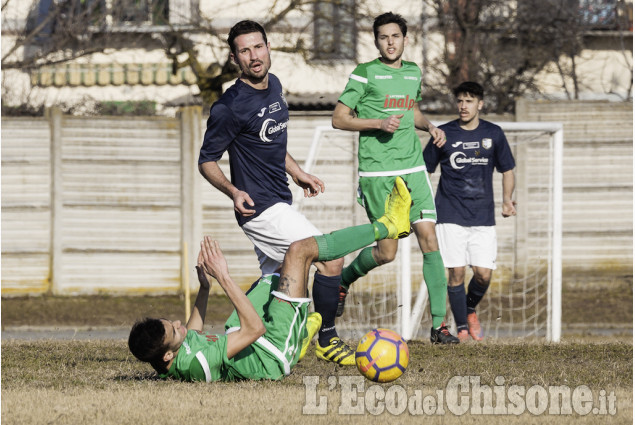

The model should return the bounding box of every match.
[1,338,632,424]
[1,281,632,424]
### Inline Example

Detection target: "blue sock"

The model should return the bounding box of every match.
[312,272,340,346]
[448,283,468,331]
[466,276,489,313]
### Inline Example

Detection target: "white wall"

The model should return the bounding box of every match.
[1,100,632,295]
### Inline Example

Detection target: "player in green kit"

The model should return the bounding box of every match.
[332,12,458,343]
[128,178,412,381]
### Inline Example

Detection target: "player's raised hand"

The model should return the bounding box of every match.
[232,190,256,217]
[195,249,211,291]
[380,114,404,133]
[293,171,325,198]
[429,126,446,147]
[502,200,517,217]
[199,236,230,282]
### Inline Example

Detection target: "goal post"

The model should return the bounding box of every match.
[296,121,563,342]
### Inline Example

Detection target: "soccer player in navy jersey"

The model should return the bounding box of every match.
[423,82,517,342]
[198,20,354,365]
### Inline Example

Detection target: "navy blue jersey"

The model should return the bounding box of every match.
[423,119,515,226]
[199,74,292,226]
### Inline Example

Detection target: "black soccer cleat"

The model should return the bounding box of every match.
[430,322,460,344]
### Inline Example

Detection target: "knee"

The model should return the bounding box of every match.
[421,235,439,252]
[374,249,397,265]
[474,276,490,287]
[286,239,315,264]
[448,268,466,287]
[318,257,344,276]
[472,271,491,287]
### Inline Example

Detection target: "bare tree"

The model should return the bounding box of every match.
[162,0,321,106]
[422,0,565,113]
[4,1,629,114]
[2,0,154,70]
[2,0,363,109]
[421,0,631,113]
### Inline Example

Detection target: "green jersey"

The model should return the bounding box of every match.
[338,58,425,174]
[161,274,310,382]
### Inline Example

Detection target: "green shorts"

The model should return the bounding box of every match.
[357,170,437,223]
[224,275,310,378]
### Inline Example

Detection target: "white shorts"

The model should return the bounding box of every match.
[435,223,497,270]
[241,202,322,275]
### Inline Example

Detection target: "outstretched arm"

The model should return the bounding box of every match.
[198,236,266,359]
[185,254,211,332]
[285,152,325,198]
[199,161,256,217]
[501,170,517,217]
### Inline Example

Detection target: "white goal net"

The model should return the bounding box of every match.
[296,122,563,342]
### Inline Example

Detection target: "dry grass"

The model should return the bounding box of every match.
[1,279,632,424]
[2,338,632,424]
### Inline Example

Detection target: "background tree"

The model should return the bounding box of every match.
[2,0,152,70]
[2,0,631,114]
[2,0,359,110]
[421,0,631,113]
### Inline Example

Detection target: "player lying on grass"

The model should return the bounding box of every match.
[128,177,412,382]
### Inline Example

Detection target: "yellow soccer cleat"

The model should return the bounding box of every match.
[315,337,356,366]
[377,176,412,239]
[299,312,322,361]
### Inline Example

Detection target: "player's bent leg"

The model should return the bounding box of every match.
[337,176,412,317]
[314,257,345,276]
[336,239,397,318]
[280,237,319,299]
[372,238,399,265]
[281,241,352,353]
[312,224,377,359]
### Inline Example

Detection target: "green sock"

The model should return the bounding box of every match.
[340,246,379,290]
[423,250,447,329]
[314,222,387,262]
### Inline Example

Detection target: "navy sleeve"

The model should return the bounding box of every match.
[423,137,441,173]
[199,103,241,164]
[494,128,515,173]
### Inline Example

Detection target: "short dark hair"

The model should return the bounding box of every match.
[128,317,170,374]
[227,20,268,54]
[373,12,408,39]
[453,82,484,100]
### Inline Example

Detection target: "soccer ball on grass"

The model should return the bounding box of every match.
[355,328,409,383]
